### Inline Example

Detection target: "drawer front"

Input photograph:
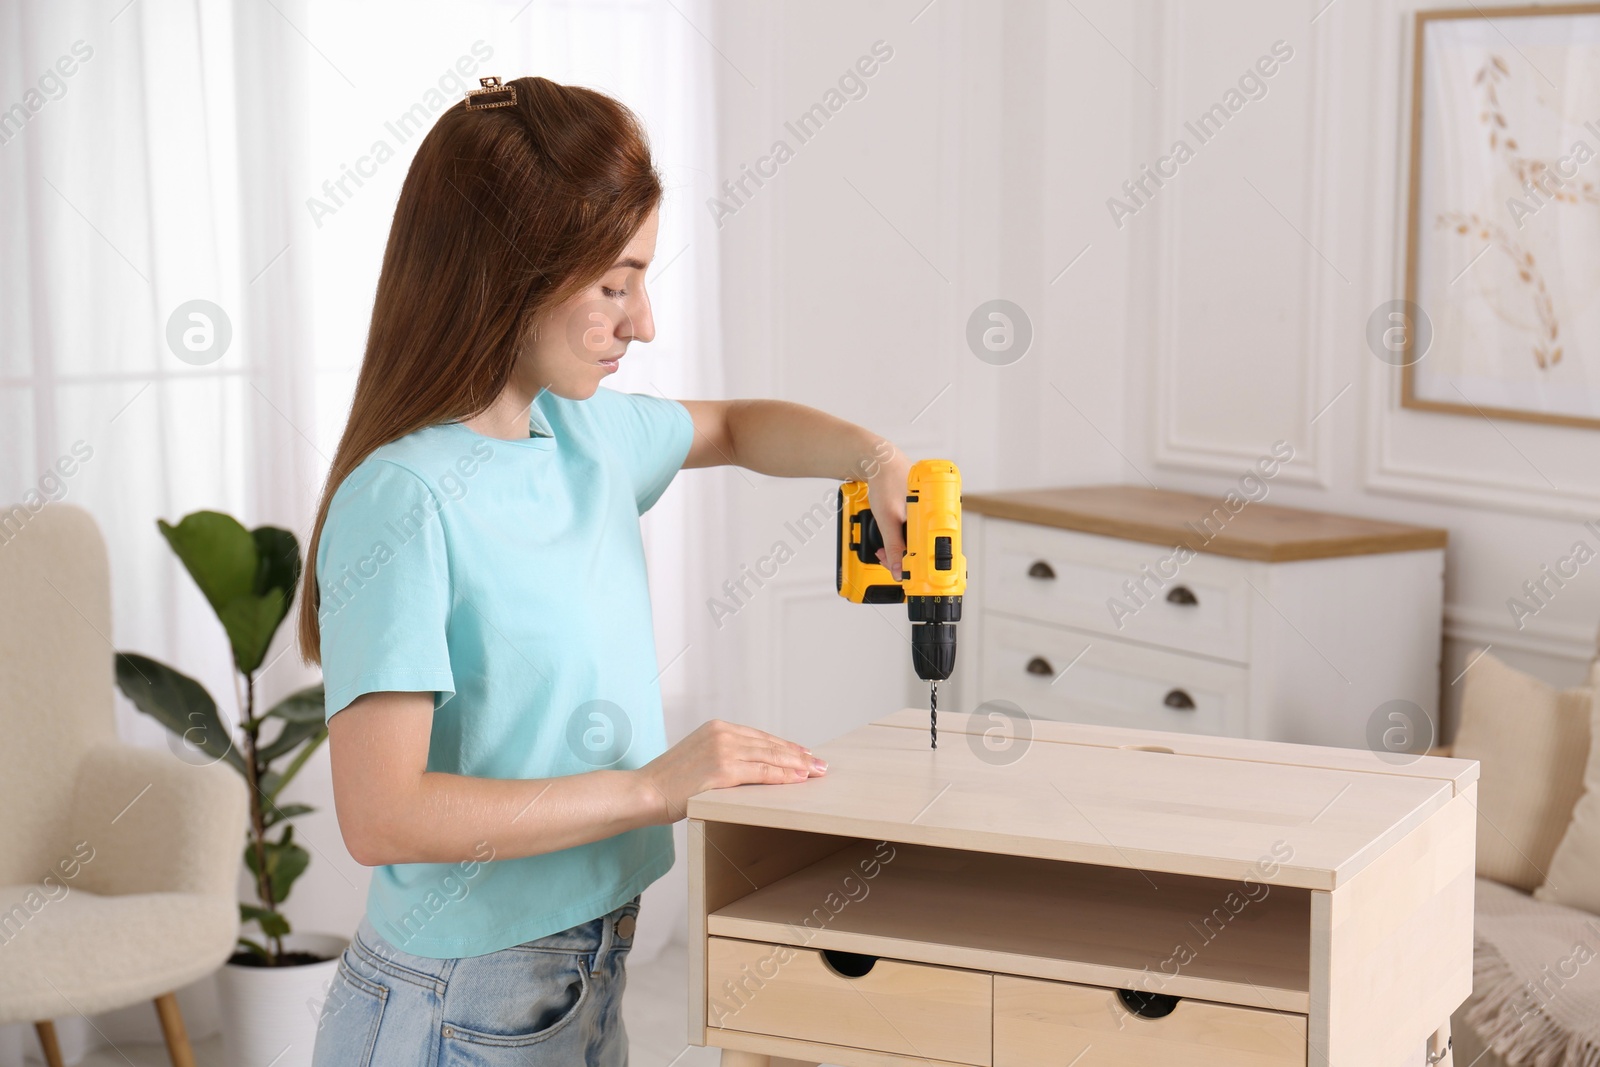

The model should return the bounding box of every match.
[978,615,1248,736]
[993,976,1306,1067]
[706,937,992,1065]
[981,518,1252,663]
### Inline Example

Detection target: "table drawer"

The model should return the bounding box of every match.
[993,975,1306,1067]
[981,518,1252,663]
[978,614,1248,735]
[706,937,992,1065]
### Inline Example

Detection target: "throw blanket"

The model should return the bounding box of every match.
[1466,878,1600,1067]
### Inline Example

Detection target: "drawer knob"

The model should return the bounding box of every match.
[1118,988,1181,1019]
[1165,585,1198,606]
[820,949,877,978]
[1025,656,1054,677]
[1026,560,1056,580]
[1163,688,1196,710]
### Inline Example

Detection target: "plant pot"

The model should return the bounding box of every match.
[215,932,347,1067]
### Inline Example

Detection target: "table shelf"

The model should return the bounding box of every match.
[708,837,1311,1013]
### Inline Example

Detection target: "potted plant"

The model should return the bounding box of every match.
[115,510,343,1067]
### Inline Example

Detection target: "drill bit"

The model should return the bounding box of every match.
[929,680,938,749]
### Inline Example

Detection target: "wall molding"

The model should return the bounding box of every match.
[1444,601,1596,665]
[1148,2,1337,490]
[1366,452,1600,522]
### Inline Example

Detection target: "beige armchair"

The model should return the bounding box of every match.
[0,504,245,1067]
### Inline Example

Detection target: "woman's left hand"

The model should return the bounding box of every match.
[863,443,913,578]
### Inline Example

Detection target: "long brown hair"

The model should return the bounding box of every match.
[298,77,662,664]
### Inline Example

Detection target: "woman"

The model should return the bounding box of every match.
[300,76,913,1066]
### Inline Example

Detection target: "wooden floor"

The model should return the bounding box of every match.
[35,935,741,1067]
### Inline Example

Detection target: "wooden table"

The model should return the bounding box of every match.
[686,708,1477,1067]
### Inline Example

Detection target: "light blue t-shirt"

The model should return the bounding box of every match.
[315,385,694,958]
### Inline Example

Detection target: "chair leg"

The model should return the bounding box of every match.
[153,991,198,1067]
[33,1020,65,1067]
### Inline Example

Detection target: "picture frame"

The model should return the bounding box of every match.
[1402,3,1600,428]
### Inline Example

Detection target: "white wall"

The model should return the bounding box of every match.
[1112,0,1600,733]
[705,0,1138,750]
[711,0,1600,753]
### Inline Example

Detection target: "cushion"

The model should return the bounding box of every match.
[0,885,238,1025]
[1452,649,1591,891]
[1536,659,1600,912]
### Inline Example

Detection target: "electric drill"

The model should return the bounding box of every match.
[836,459,967,749]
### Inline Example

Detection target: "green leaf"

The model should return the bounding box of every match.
[266,730,325,802]
[252,526,301,606]
[271,844,310,904]
[245,833,311,905]
[258,716,326,765]
[263,802,314,829]
[267,684,326,724]
[158,513,258,620]
[218,589,289,674]
[114,653,243,774]
[157,512,304,675]
[240,903,291,939]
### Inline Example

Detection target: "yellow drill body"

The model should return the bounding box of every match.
[836,459,967,747]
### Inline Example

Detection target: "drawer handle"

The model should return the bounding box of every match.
[1025,656,1054,677]
[1026,560,1056,580]
[1165,585,1198,606]
[1118,988,1181,1019]
[820,949,877,978]
[1163,688,1196,710]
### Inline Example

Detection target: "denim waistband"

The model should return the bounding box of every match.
[349,893,641,986]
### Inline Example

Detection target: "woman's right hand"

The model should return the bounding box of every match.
[637,719,826,823]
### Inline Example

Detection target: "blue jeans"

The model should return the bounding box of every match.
[311,895,640,1066]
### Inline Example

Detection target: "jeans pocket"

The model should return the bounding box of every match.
[312,955,387,1067]
[439,951,591,1062]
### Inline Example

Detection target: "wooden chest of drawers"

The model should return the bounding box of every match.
[687,709,1477,1067]
[956,485,1448,747]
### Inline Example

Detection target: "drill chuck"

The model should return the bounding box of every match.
[908,594,961,681]
[912,620,957,682]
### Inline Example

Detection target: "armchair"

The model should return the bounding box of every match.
[0,503,244,1067]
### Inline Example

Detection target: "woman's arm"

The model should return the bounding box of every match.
[679,399,913,574]
[329,690,823,866]
[329,400,887,866]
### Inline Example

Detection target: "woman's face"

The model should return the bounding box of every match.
[521,207,660,401]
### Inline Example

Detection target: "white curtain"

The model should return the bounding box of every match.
[1,0,727,1059]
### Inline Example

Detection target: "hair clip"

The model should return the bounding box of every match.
[465,76,517,111]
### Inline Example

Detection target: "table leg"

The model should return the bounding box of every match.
[1427,1020,1453,1067]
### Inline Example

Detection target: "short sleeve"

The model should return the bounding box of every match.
[592,388,695,514]
[316,460,455,721]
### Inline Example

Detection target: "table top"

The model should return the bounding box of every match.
[962,484,1449,562]
[686,708,1478,890]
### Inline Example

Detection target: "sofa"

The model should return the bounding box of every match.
[1441,650,1600,1067]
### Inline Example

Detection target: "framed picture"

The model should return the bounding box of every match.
[1402,4,1600,428]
